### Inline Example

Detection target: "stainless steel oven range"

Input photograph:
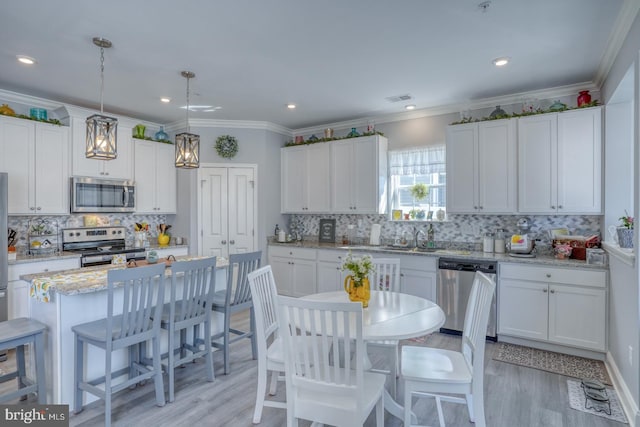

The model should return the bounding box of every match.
[62,226,146,267]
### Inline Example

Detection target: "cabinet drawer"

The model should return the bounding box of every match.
[268,246,316,261]
[500,263,606,288]
[399,255,437,271]
[9,257,80,281]
[317,249,350,263]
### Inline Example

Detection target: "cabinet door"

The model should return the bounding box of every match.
[317,261,344,293]
[8,281,29,320]
[401,268,436,302]
[557,108,602,213]
[331,141,353,213]
[103,128,133,179]
[352,137,378,213]
[478,120,516,213]
[134,140,157,213]
[306,143,331,212]
[548,284,606,351]
[498,278,548,340]
[291,259,316,297]
[0,117,33,214]
[446,123,477,213]
[518,114,557,213]
[270,257,293,296]
[155,143,177,213]
[34,124,69,214]
[281,147,307,213]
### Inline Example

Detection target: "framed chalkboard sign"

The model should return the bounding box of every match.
[319,219,336,243]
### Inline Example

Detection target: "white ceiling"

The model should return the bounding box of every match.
[0,0,631,130]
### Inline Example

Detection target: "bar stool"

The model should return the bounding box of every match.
[0,317,47,404]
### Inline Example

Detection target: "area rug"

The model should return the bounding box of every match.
[493,343,612,385]
[567,380,627,423]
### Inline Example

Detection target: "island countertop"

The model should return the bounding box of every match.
[23,256,229,299]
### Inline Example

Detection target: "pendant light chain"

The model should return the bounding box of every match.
[186,74,190,132]
[99,46,105,114]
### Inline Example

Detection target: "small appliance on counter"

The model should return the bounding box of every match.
[507,217,536,258]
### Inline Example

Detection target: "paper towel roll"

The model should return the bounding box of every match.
[369,224,382,246]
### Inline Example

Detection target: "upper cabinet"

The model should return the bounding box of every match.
[134,139,176,214]
[518,107,602,214]
[0,116,69,214]
[330,135,388,214]
[281,135,388,214]
[70,116,133,180]
[281,143,331,213]
[446,119,517,214]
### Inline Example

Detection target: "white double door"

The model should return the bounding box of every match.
[198,165,257,258]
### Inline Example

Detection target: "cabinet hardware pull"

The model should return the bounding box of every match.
[229,240,235,244]
[473,206,478,209]
[543,288,548,293]
[551,205,555,209]
[37,207,41,210]
[550,289,555,294]
[479,206,483,209]
[558,205,563,209]
[221,240,227,244]
[546,274,551,278]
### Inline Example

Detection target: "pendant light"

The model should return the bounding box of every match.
[175,71,200,168]
[86,37,118,160]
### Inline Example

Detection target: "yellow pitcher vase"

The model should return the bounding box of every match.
[344,275,370,308]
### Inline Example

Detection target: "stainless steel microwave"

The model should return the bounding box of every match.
[71,177,135,213]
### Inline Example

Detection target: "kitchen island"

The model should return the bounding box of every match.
[23,256,228,410]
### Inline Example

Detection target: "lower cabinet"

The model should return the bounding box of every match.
[498,263,606,352]
[8,257,81,320]
[268,246,317,297]
[397,255,437,302]
[316,250,349,293]
[151,246,188,259]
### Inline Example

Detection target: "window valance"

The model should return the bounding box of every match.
[389,145,445,175]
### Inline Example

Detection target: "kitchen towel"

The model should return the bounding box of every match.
[369,224,381,246]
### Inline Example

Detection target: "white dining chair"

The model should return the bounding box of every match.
[278,295,386,427]
[401,271,496,427]
[247,265,287,424]
[368,257,401,397]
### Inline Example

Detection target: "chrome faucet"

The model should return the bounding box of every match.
[413,226,426,248]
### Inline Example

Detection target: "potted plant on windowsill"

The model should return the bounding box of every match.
[410,183,429,220]
[617,212,634,248]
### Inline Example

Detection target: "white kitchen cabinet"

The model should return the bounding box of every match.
[397,255,437,302]
[281,143,331,213]
[150,246,188,259]
[316,249,350,293]
[8,257,80,320]
[446,119,517,214]
[70,116,133,180]
[268,246,317,297]
[498,263,606,352]
[518,107,602,214]
[0,116,69,214]
[134,139,176,214]
[331,135,388,214]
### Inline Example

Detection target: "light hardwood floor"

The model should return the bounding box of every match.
[1,311,623,427]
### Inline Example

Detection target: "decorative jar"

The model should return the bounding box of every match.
[577,90,592,107]
[154,126,168,141]
[344,276,370,308]
[157,233,170,246]
[617,228,634,248]
[133,124,146,139]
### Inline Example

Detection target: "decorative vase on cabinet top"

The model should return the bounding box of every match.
[577,90,592,107]
[0,104,16,116]
[154,126,168,141]
[133,124,146,139]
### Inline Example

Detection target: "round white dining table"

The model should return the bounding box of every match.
[302,290,446,421]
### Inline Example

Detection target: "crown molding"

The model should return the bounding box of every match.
[174,118,292,136]
[594,0,640,88]
[0,88,64,110]
[293,81,600,134]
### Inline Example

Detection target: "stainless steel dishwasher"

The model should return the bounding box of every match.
[437,258,497,340]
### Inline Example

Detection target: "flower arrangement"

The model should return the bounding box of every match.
[619,211,634,229]
[341,251,373,287]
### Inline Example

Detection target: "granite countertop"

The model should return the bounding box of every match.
[24,255,228,300]
[8,244,189,266]
[268,240,608,270]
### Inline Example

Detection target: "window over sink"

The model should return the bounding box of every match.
[389,145,446,217]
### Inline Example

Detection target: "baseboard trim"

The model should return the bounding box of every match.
[606,351,639,427]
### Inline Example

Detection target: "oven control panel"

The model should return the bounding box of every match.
[63,226,126,243]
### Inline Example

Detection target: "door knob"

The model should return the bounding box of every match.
[221,240,227,245]
[229,240,235,245]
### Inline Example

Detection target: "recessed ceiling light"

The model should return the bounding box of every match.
[160,97,171,103]
[287,104,296,109]
[492,57,510,67]
[405,104,416,110]
[16,55,36,65]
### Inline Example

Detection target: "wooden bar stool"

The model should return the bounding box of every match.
[0,318,47,404]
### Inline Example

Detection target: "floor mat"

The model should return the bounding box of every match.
[493,342,611,385]
[567,379,627,424]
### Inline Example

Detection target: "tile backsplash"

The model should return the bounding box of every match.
[8,214,168,253]
[288,213,601,254]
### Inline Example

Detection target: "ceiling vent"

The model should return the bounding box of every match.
[385,94,413,103]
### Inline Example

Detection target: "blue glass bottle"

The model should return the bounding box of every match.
[348,127,360,137]
[154,126,169,141]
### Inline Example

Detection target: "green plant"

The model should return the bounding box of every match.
[620,211,634,229]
